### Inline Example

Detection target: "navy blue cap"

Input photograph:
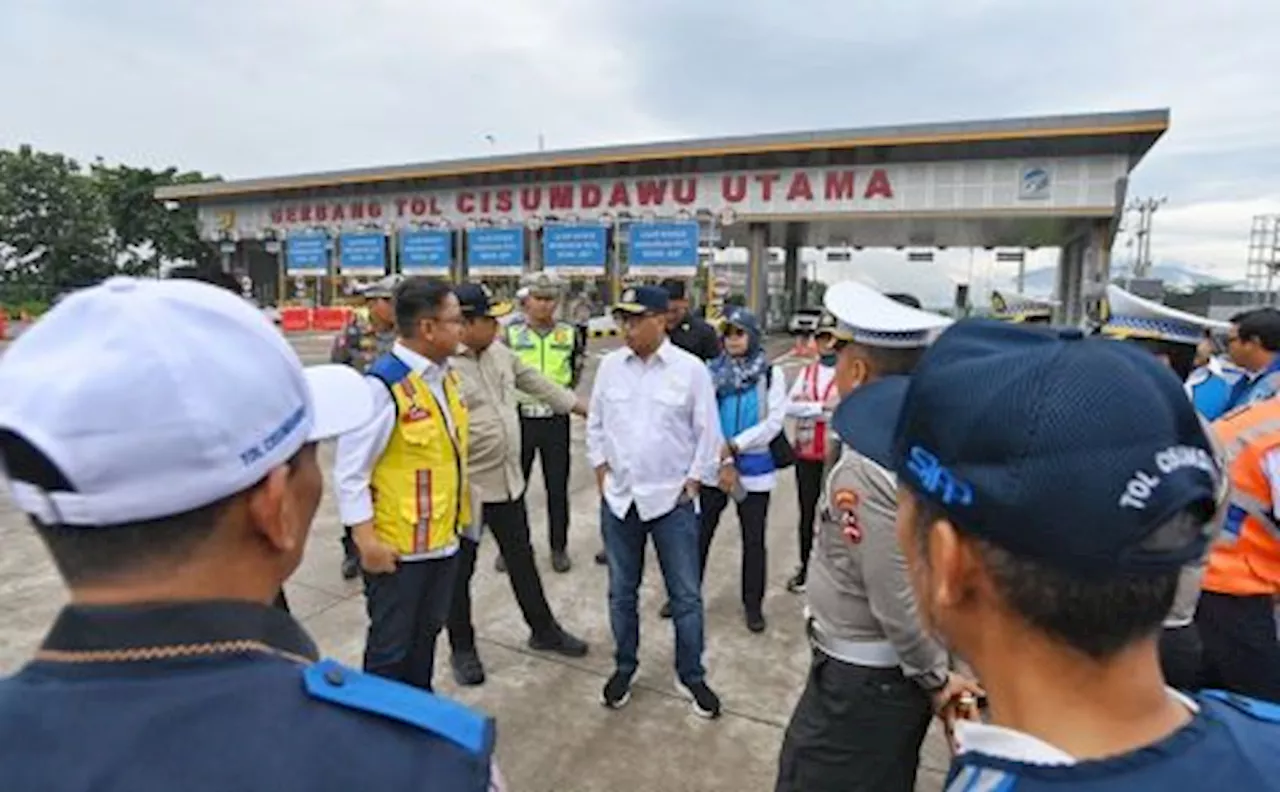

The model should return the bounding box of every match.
[455,283,513,319]
[890,319,1222,576]
[614,285,670,315]
[831,376,910,469]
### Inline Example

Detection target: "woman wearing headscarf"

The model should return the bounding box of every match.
[692,308,788,633]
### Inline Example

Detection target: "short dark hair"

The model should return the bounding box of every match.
[859,344,926,378]
[661,279,688,301]
[394,278,454,337]
[1132,338,1197,380]
[911,494,1190,659]
[0,430,226,587]
[1230,308,1280,352]
[169,266,242,295]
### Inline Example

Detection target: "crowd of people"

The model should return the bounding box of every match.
[0,266,1277,791]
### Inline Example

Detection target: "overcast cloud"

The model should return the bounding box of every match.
[2,0,1277,304]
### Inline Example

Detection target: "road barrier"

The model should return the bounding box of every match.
[280,307,312,333]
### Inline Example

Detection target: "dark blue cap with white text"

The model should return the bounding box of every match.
[890,320,1222,576]
[614,285,670,316]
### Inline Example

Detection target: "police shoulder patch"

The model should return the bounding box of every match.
[304,659,495,755]
[1203,689,1280,723]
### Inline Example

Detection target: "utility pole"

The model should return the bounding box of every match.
[1127,197,1167,278]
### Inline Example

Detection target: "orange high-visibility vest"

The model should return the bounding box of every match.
[1203,399,1280,596]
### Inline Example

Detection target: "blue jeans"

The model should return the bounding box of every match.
[601,498,706,685]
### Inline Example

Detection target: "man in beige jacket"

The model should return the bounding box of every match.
[445,283,590,687]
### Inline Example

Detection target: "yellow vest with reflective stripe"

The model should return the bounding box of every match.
[371,365,471,556]
[506,321,575,397]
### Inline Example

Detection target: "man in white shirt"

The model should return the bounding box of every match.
[334,279,470,693]
[587,285,724,719]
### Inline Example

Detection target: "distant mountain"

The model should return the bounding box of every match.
[1011,262,1237,299]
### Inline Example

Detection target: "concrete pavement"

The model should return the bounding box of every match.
[0,333,952,792]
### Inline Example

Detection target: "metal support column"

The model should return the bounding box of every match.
[1082,221,1112,324]
[1054,236,1086,326]
[783,222,806,315]
[746,222,769,318]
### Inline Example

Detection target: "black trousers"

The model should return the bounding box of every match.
[794,459,825,577]
[361,554,460,692]
[1196,591,1280,703]
[520,414,571,553]
[1159,624,1204,692]
[447,498,558,652]
[698,488,769,616]
[776,650,932,792]
[340,526,356,562]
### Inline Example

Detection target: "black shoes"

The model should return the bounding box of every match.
[676,679,722,719]
[551,550,572,573]
[745,611,767,634]
[340,555,359,581]
[659,601,672,619]
[785,570,806,594]
[601,671,633,709]
[451,649,486,687]
[594,549,608,566]
[528,627,589,658]
[494,553,508,573]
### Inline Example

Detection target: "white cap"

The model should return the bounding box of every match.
[515,287,530,300]
[1100,284,1229,346]
[0,276,374,527]
[823,280,952,348]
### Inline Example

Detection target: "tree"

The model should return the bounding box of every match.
[90,162,217,276]
[0,145,114,301]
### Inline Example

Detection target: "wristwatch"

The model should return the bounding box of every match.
[916,669,949,694]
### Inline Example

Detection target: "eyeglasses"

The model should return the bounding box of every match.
[723,327,747,338]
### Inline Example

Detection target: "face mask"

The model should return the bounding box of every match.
[819,352,838,367]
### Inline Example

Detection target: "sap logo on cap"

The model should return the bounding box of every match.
[1119,444,1217,511]
[905,446,974,507]
[622,288,637,302]
[1019,166,1051,200]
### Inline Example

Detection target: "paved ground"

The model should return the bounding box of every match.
[0,332,952,792]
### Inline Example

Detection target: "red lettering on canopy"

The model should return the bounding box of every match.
[395,198,408,217]
[300,205,313,223]
[864,169,893,200]
[673,178,696,205]
[457,192,475,213]
[824,170,856,201]
[786,172,814,202]
[368,202,383,219]
[635,179,667,206]
[315,205,328,222]
[607,181,630,208]
[495,189,513,213]
[478,191,491,214]
[520,187,543,212]
[410,197,428,216]
[428,196,441,215]
[550,185,574,210]
[755,173,781,201]
[270,208,284,225]
[722,175,747,203]
[331,204,346,222]
[285,207,299,224]
[351,203,365,220]
[581,184,602,209]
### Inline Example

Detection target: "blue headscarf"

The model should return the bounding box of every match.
[709,308,769,396]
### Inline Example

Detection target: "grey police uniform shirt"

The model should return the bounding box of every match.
[806,446,950,689]
[1165,419,1227,629]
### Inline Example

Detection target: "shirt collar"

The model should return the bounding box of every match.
[38,600,319,663]
[624,337,675,364]
[394,341,447,382]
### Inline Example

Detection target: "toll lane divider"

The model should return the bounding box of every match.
[279,306,354,333]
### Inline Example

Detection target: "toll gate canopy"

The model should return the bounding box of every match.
[156,109,1169,325]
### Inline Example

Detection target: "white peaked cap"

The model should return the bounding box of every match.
[1100,284,1229,346]
[0,277,374,527]
[823,280,953,348]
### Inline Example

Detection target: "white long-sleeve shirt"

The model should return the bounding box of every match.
[586,339,723,521]
[701,364,789,492]
[786,360,838,419]
[333,341,459,561]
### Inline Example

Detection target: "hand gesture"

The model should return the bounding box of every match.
[930,673,985,754]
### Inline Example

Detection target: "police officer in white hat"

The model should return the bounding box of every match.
[775,282,981,792]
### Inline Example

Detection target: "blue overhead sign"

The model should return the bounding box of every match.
[339,232,386,274]
[543,225,607,273]
[467,227,525,273]
[628,221,699,273]
[285,234,329,275]
[399,229,453,274]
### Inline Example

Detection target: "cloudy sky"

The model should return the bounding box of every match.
[3,0,1277,304]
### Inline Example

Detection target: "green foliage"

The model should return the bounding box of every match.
[0,145,217,305]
